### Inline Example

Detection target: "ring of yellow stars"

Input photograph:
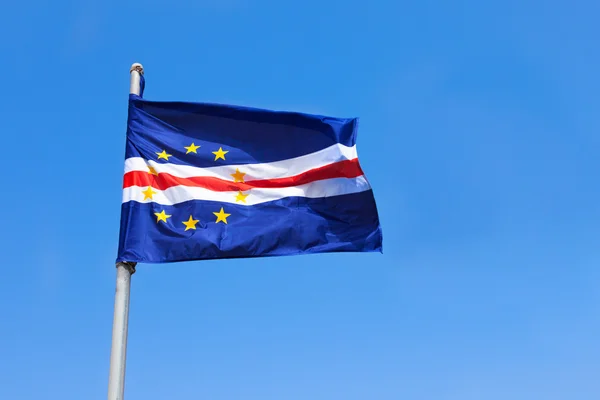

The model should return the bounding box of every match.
[213,207,231,224]
[154,210,171,223]
[147,165,158,175]
[235,191,249,203]
[184,143,200,154]
[231,168,246,183]
[142,186,157,201]
[156,150,172,161]
[212,147,229,161]
[182,215,199,231]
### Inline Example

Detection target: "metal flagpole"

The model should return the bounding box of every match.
[107,63,143,400]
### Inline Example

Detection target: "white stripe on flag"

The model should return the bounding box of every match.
[124,143,357,181]
[122,176,371,206]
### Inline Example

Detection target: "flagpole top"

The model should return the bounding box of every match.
[130,63,144,75]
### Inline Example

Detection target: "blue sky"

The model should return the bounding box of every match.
[1,1,599,399]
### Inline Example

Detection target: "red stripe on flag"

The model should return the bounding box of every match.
[123,159,364,192]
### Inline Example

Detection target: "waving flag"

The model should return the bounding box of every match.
[116,77,382,263]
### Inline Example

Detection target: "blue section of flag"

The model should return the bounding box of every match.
[117,191,382,263]
[127,94,359,167]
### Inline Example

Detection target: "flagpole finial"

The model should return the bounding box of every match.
[130,63,144,75]
[129,63,144,95]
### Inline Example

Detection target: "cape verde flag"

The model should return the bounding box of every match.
[117,76,382,263]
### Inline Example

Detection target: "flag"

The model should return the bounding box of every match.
[116,76,382,263]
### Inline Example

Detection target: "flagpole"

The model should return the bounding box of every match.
[107,63,143,400]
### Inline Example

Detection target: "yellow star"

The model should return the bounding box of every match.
[184,143,200,154]
[213,207,231,224]
[142,186,157,200]
[156,150,172,161]
[154,210,171,223]
[231,168,246,183]
[182,215,199,231]
[212,147,229,161]
[235,191,249,203]
[148,166,158,175]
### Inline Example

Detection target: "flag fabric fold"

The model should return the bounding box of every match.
[117,78,382,263]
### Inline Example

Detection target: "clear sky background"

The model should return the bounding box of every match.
[1,1,599,399]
